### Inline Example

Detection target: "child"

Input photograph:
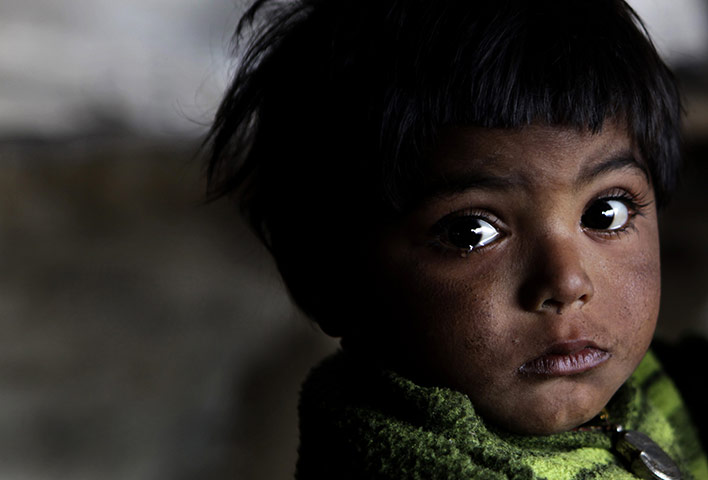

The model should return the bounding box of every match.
[206,0,708,478]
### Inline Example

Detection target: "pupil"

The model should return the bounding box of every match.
[583,200,614,229]
[449,217,483,249]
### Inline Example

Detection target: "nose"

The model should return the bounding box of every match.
[518,235,595,314]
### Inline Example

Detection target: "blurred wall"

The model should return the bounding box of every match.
[0,136,338,480]
[0,1,706,479]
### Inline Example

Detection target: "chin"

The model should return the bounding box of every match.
[490,409,598,436]
[527,414,596,436]
[480,384,611,436]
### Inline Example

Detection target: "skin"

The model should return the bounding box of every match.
[365,122,661,435]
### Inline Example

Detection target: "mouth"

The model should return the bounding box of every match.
[519,340,610,377]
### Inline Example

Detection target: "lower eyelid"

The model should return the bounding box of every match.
[584,218,638,239]
[427,237,502,258]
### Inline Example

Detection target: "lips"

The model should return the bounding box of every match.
[519,340,610,376]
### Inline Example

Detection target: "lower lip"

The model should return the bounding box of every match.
[519,348,610,376]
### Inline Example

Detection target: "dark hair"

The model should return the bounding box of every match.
[205,0,682,335]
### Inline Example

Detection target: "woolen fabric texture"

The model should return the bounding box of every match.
[296,349,708,479]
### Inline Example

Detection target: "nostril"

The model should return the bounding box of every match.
[541,299,562,312]
[540,294,590,314]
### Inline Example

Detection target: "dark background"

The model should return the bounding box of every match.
[0,1,706,478]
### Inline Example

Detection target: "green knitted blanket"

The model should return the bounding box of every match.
[296,350,708,479]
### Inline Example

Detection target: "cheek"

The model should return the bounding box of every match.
[385,254,501,333]
[375,250,517,383]
[600,235,661,360]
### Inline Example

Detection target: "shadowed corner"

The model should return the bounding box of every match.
[229,317,338,480]
[656,116,708,341]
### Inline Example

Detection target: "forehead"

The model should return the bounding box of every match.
[436,123,632,172]
[421,122,647,198]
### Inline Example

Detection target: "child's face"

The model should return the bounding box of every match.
[371,122,660,435]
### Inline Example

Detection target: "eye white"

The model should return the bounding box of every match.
[473,220,500,248]
[605,200,629,230]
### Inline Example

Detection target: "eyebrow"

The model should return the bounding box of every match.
[422,170,525,200]
[575,151,650,187]
[419,151,649,202]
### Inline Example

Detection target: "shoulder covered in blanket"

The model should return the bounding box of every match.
[296,346,708,479]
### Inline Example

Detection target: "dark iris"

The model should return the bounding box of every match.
[582,200,615,229]
[448,217,484,249]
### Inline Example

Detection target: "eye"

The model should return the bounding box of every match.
[435,216,501,252]
[581,199,630,231]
